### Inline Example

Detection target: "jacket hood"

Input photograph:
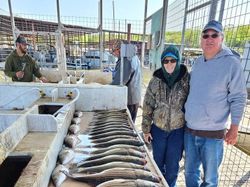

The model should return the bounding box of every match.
[161,45,181,63]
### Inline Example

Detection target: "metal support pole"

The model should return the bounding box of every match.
[56,0,62,30]
[127,23,131,43]
[141,0,148,68]
[99,0,104,70]
[8,0,16,46]
[112,0,116,31]
[157,0,168,49]
[56,0,67,83]
[209,0,218,21]
[120,43,125,85]
[180,0,189,56]
[218,0,225,22]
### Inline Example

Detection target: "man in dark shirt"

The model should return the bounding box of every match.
[4,36,48,82]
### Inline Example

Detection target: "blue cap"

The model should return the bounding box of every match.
[161,52,178,61]
[202,20,223,33]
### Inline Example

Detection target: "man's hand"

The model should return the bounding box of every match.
[143,133,153,144]
[16,71,24,79]
[225,124,239,145]
[39,76,48,83]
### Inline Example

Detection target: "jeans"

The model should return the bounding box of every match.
[151,124,184,187]
[184,131,224,187]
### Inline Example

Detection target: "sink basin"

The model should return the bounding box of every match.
[38,104,63,115]
[0,154,32,187]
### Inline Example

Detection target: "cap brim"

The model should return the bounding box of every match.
[18,42,30,45]
[162,54,178,60]
[202,27,221,33]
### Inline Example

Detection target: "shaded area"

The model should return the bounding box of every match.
[0,154,32,187]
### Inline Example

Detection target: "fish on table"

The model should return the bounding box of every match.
[70,161,150,174]
[75,144,146,155]
[51,164,69,187]
[77,154,147,167]
[64,135,80,148]
[89,130,138,139]
[59,148,75,164]
[90,134,137,144]
[68,124,81,134]
[96,179,163,187]
[65,167,160,185]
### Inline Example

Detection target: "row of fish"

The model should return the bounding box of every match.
[51,110,163,187]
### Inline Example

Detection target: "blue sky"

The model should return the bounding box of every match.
[1,0,164,20]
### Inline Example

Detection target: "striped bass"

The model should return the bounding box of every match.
[68,124,80,134]
[64,135,80,148]
[59,148,75,164]
[94,112,127,117]
[76,137,141,148]
[90,124,132,131]
[76,144,145,155]
[77,155,147,167]
[71,161,149,174]
[74,111,83,117]
[93,117,128,122]
[89,130,137,140]
[89,121,128,127]
[84,147,146,161]
[91,135,137,144]
[51,164,68,187]
[71,117,81,124]
[97,179,163,187]
[65,168,160,184]
[91,138,144,148]
[93,109,126,114]
[89,127,134,136]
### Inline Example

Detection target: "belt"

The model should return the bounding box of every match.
[185,126,226,139]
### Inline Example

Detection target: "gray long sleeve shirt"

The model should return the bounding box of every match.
[111,55,141,105]
[185,46,247,130]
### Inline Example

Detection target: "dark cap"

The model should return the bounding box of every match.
[16,36,28,44]
[202,20,223,33]
[161,45,180,63]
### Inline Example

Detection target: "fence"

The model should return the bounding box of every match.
[0,1,250,185]
[163,0,250,186]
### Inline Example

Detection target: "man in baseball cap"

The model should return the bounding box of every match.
[16,36,29,45]
[4,35,48,82]
[184,19,247,187]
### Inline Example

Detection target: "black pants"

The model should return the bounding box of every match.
[127,104,139,123]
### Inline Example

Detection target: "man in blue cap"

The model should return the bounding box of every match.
[184,20,247,186]
[4,35,48,82]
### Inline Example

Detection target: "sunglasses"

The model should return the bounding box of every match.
[202,33,220,39]
[163,59,177,64]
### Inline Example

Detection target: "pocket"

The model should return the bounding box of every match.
[206,103,229,124]
[185,102,210,124]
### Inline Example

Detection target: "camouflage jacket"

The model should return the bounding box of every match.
[4,50,42,82]
[142,64,189,133]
